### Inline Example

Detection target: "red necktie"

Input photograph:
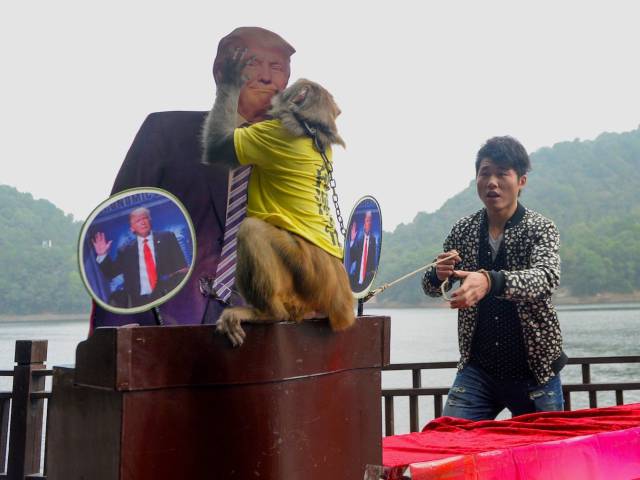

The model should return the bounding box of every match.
[362,236,369,279]
[143,239,157,290]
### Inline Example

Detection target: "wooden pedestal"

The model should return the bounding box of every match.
[46,316,390,479]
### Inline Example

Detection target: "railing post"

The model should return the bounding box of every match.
[434,394,443,418]
[384,396,395,437]
[563,388,571,411]
[0,394,9,473]
[582,363,597,408]
[409,369,421,432]
[615,390,624,406]
[6,340,48,480]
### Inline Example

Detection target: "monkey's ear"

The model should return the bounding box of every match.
[291,87,308,106]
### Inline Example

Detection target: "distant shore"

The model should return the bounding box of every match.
[0,313,89,322]
[2,292,640,321]
[369,291,640,309]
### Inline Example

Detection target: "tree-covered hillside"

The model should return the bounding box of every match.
[0,185,88,315]
[2,127,639,314]
[375,128,640,305]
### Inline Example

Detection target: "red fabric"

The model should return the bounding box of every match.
[143,239,157,290]
[409,427,640,480]
[383,403,640,468]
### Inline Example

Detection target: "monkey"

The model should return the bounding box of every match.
[202,49,354,346]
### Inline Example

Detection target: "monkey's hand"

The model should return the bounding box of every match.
[202,49,250,168]
[218,48,252,90]
[216,308,247,347]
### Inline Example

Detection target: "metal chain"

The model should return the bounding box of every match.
[301,120,347,238]
[320,149,346,238]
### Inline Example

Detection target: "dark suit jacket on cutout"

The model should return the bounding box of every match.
[99,231,187,308]
[349,234,378,292]
[92,111,230,327]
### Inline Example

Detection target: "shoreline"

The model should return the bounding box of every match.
[367,294,640,310]
[0,313,89,322]
[2,295,640,321]
[367,302,640,312]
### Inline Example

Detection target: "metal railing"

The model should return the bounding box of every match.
[381,356,640,436]
[2,340,639,477]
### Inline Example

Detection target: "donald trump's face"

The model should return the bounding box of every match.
[214,28,294,124]
[364,212,373,235]
[130,211,152,238]
[237,42,290,123]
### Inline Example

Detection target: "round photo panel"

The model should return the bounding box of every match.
[343,196,382,299]
[78,187,196,315]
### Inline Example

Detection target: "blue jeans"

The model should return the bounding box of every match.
[442,363,564,421]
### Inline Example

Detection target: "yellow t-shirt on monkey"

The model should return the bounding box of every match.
[234,119,343,260]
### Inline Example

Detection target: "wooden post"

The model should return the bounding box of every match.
[6,340,48,480]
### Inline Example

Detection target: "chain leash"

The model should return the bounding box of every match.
[301,120,347,238]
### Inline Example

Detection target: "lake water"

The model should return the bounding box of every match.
[1,305,639,434]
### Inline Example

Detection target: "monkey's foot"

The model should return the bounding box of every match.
[216,309,247,347]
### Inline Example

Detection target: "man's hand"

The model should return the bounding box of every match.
[92,232,112,257]
[350,222,358,243]
[219,48,253,89]
[435,250,461,282]
[448,270,490,309]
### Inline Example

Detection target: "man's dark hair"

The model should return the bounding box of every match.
[475,136,531,178]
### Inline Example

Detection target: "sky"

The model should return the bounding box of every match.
[2,1,639,231]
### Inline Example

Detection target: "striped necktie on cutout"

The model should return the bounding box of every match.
[212,165,252,303]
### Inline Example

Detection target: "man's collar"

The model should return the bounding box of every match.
[481,202,525,230]
[137,232,154,243]
[509,202,526,227]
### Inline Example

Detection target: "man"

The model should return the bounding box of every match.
[92,207,188,308]
[348,210,378,291]
[91,27,295,328]
[422,136,567,420]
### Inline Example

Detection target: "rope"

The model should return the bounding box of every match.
[363,253,458,302]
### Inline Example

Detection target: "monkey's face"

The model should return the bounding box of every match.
[282,80,341,126]
[237,44,290,122]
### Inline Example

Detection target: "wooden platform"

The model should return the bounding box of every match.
[45,316,390,480]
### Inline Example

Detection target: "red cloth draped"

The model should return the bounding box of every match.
[383,403,640,468]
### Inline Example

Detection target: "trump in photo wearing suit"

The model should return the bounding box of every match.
[348,210,378,292]
[93,207,188,309]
